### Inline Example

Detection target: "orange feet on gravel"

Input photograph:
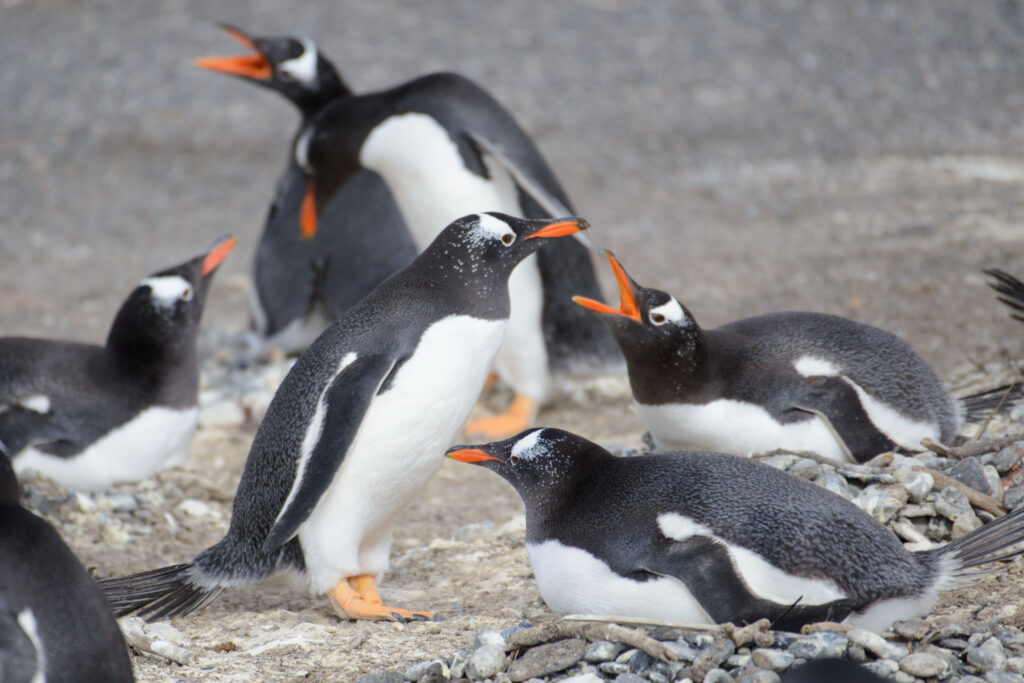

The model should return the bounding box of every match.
[328,575,433,622]
[464,393,537,440]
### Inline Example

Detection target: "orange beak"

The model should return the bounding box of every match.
[301,180,318,239]
[201,235,238,276]
[445,448,505,464]
[194,25,272,80]
[572,251,641,321]
[523,218,589,240]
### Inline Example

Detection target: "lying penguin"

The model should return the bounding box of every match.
[447,428,1024,632]
[101,213,586,621]
[0,236,235,491]
[574,252,1015,463]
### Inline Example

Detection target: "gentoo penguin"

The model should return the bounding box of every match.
[0,456,133,681]
[101,213,587,621]
[196,24,415,354]
[447,428,1024,631]
[986,268,1024,324]
[574,252,988,463]
[294,71,620,436]
[0,235,235,491]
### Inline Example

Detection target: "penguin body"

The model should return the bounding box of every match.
[297,72,619,433]
[197,26,415,354]
[102,213,587,621]
[0,236,235,491]
[0,457,133,682]
[448,428,1024,631]
[574,254,959,463]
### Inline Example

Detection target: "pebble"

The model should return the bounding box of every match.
[663,640,701,662]
[703,668,734,683]
[995,446,1023,474]
[984,465,1005,504]
[355,672,404,683]
[1005,484,1024,511]
[612,673,646,683]
[402,660,447,681]
[856,493,903,524]
[506,638,585,682]
[862,659,899,677]
[787,458,821,480]
[949,458,994,495]
[893,468,933,502]
[474,627,507,650]
[1008,657,1024,674]
[986,672,1024,683]
[584,640,626,663]
[562,674,603,683]
[466,644,507,679]
[736,671,780,683]
[893,619,929,641]
[788,631,848,660]
[847,629,908,660]
[814,471,855,500]
[599,662,629,675]
[760,455,797,471]
[899,652,947,677]
[104,492,138,513]
[751,648,795,671]
[968,637,1008,672]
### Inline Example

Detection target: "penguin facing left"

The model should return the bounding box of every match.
[0,456,134,682]
[0,235,236,491]
[195,25,415,354]
[101,213,587,622]
[447,428,1024,632]
[573,252,1001,463]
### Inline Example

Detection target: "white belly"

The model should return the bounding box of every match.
[360,113,551,401]
[299,316,506,592]
[13,406,197,492]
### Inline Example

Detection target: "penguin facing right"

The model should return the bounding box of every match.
[447,428,1024,632]
[195,25,415,354]
[0,456,133,682]
[573,252,1012,463]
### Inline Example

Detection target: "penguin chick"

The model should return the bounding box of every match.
[447,428,1024,632]
[0,456,133,681]
[574,252,1004,463]
[0,236,235,491]
[101,213,588,622]
[195,24,415,354]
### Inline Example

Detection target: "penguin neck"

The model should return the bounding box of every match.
[401,248,512,321]
[626,327,713,405]
[104,316,199,401]
[293,76,351,120]
[359,112,521,249]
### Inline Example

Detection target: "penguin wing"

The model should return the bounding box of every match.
[641,535,857,630]
[261,353,398,551]
[0,603,42,682]
[0,406,88,458]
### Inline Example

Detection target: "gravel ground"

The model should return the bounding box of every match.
[4,1,1024,681]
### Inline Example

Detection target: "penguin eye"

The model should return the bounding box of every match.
[181,287,194,302]
[650,312,666,325]
[509,455,520,465]
[501,233,515,246]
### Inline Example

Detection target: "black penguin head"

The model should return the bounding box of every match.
[195,24,348,113]
[446,428,605,504]
[106,235,236,355]
[573,252,705,374]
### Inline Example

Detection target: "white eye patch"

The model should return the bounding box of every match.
[649,297,687,326]
[511,428,546,461]
[278,38,318,86]
[141,275,193,307]
[474,214,516,243]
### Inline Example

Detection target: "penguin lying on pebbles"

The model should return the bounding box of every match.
[196,25,414,354]
[101,213,587,622]
[0,236,236,491]
[986,268,1024,324]
[447,428,1024,632]
[295,70,621,437]
[574,253,1011,463]
[0,456,133,682]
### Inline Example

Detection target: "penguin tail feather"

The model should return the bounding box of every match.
[99,563,224,620]
[934,506,1024,583]
[985,268,1024,323]
[959,383,1024,424]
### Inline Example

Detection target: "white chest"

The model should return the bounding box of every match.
[13,405,197,492]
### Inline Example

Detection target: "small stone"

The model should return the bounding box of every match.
[913,451,946,470]
[890,673,916,683]
[612,674,646,683]
[985,672,1024,683]
[891,518,931,547]
[583,640,625,663]
[760,455,796,471]
[73,492,97,513]
[355,673,404,683]
[627,650,655,673]
[967,637,1008,672]
[663,640,700,662]
[894,468,934,502]
[901,503,936,517]
[691,639,736,677]
[105,492,138,513]
[417,663,447,683]
[814,470,854,500]
[176,499,216,518]
[926,515,953,541]
[466,644,507,679]
[949,459,994,495]
[856,494,902,524]
[735,671,780,683]
[474,628,507,651]
[751,649,794,672]
[954,512,984,538]
[892,619,929,641]
[507,638,586,682]
[403,660,446,681]
[847,643,867,662]
[726,653,751,668]
[862,659,899,676]
[689,633,716,649]
[847,628,908,660]
[1007,656,1024,674]
[1005,484,1024,511]
[788,458,821,480]
[702,668,734,683]
[995,446,1023,474]
[599,662,629,675]
[984,465,1004,504]
[787,631,848,660]
[561,674,603,683]
[615,648,639,663]
[899,652,947,677]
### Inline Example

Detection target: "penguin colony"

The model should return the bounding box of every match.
[3,21,1024,681]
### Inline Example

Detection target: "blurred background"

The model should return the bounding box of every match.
[2,0,1024,378]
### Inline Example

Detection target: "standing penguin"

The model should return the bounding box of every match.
[294,71,621,437]
[0,456,134,682]
[101,213,587,621]
[0,236,235,491]
[572,252,1007,463]
[195,25,415,353]
[447,428,1024,631]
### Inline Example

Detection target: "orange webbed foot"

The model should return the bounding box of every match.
[328,575,434,622]
[464,393,537,440]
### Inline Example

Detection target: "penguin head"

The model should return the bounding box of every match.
[573,252,704,367]
[446,428,604,502]
[195,24,348,112]
[107,235,237,352]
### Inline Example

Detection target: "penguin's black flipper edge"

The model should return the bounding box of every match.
[0,408,79,459]
[0,599,41,682]
[643,536,856,631]
[261,354,398,551]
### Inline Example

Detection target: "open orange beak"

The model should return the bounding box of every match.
[523,218,589,240]
[445,448,505,464]
[300,180,318,239]
[201,235,238,276]
[194,25,272,80]
[572,251,641,321]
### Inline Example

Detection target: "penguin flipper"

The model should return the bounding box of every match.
[643,535,856,630]
[0,600,42,682]
[0,408,80,458]
[787,375,901,462]
[261,353,398,551]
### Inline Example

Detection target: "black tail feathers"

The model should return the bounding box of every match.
[960,383,1023,424]
[986,268,1024,324]
[937,506,1024,581]
[100,563,224,620]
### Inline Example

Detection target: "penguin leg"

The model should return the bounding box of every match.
[464,394,537,440]
[327,576,433,622]
[483,372,499,391]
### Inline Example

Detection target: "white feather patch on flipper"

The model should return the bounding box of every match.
[17,609,45,683]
